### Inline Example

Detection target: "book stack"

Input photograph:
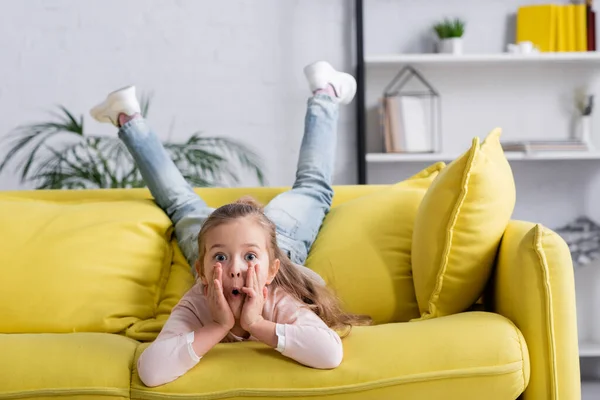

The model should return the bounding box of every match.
[380,96,433,153]
[516,1,596,52]
[501,139,590,153]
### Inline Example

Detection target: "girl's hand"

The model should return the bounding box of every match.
[206,263,235,330]
[240,263,268,332]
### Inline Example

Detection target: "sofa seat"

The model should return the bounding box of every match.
[0,333,138,400]
[130,312,529,400]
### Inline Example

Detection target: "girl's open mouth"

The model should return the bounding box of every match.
[231,288,241,296]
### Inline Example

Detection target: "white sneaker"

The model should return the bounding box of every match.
[90,85,141,127]
[303,61,357,105]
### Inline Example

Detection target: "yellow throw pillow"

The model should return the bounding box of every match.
[127,239,196,341]
[412,129,516,319]
[306,162,445,324]
[0,198,173,334]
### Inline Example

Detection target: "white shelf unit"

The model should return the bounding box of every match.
[359,0,600,382]
[367,151,600,163]
[366,52,600,67]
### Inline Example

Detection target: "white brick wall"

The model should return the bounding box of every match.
[0,0,357,189]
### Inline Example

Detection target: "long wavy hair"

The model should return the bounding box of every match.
[196,196,371,336]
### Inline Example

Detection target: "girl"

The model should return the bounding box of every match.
[90,61,368,387]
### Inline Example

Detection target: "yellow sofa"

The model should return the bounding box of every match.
[0,186,580,400]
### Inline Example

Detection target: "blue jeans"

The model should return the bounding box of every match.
[119,94,339,276]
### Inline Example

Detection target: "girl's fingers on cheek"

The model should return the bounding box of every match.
[247,265,254,285]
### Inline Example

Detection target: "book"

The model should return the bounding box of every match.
[575,3,588,51]
[566,4,577,51]
[379,98,393,153]
[587,1,596,51]
[381,96,432,153]
[501,140,589,153]
[557,5,568,51]
[517,4,558,52]
[398,96,430,152]
[385,97,401,152]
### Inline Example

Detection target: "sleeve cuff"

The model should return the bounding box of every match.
[275,323,286,353]
[186,331,201,363]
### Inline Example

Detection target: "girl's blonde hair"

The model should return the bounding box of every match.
[197,196,371,336]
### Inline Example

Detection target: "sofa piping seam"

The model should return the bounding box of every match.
[0,387,130,400]
[427,140,478,317]
[129,361,523,400]
[505,315,528,392]
[533,224,559,399]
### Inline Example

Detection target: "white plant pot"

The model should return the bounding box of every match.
[438,38,463,55]
[575,115,595,150]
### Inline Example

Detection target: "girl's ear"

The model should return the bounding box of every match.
[266,258,280,284]
[195,260,207,285]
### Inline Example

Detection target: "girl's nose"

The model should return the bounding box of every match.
[229,260,246,278]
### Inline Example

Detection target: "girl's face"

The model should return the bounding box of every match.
[198,216,279,318]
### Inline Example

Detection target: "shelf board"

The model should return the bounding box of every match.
[366,151,600,163]
[580,340,600,357]
[365,52,600,67]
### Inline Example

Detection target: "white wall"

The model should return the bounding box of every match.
[0,0,357,190]
[1,0,597,229]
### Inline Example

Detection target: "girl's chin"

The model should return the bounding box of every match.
[227,296,244,316]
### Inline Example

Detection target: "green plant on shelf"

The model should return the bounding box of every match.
[0,94,265,189]
[433,18,466,39]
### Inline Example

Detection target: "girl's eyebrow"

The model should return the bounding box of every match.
[209,243,260,251]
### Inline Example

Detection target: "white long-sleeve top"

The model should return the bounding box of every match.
[137,282,343,387]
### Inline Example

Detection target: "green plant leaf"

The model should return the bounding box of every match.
[0,106,85,179]
[434,17,465,39]
[6,97,265,190]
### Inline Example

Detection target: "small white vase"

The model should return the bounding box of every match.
[438,38,463,55]
[575,115,594,150]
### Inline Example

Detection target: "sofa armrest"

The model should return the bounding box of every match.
[491,220,580,400]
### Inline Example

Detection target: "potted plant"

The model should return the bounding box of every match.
[0,94,265,189]
[433,18,466,55]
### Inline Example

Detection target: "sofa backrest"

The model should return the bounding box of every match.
[0,186,389,339]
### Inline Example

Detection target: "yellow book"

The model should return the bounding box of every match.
[556,5,568,52]
[574,3,588,51]
[566,4,576,51]
[517,4,557,52]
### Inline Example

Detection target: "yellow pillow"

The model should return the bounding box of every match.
[306,162,445,324]
[412,129,515,319]
[127,239,195,341]
[0,198,173,334]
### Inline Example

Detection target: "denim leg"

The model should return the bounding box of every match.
[264,94,338,265]
[119,118,214,270]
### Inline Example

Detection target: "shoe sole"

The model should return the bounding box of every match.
[304,61,356,105]
[90,85,136,125]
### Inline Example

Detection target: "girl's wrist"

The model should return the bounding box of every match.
[211,321,233,335]
[247,318,277,348]
[245,316,265,334]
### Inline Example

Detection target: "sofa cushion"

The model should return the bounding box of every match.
[127,240,196,341]
[131,312,529,400]
[0,333,137,400]
[306,163,445,324]
[0,198,173,335]
[412,129,516,319]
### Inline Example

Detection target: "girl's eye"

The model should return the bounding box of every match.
[244,253,257,262]
[215,254,227,262]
